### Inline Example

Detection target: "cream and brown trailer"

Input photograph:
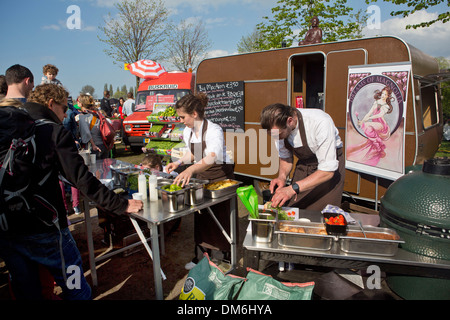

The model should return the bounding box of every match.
[195,36,444,206]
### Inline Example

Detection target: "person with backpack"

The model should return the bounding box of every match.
[77,94,111,159]
[0,84,143,300]
[4,64,34,103]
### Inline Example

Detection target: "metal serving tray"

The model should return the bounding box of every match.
[275,221,335,251]
[110,165,140,188]
[339,226,404,257]
[204,179,242,199]
[156,185,188,213]
[185,180,208,206]
[249,213,277,243]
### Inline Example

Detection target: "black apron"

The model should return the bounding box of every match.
[190,120,236,252]
[284,110,345,210]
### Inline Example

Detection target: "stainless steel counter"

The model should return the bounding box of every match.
[243,211,450,279]
[83,158,238,300]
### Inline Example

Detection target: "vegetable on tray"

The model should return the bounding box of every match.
[263,201,294,221]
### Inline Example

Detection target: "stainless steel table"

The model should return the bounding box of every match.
[243,210,450,280]
[83,158,238,300]
[129,192,237,300]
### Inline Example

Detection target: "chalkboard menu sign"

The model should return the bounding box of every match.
[196,81,244,131]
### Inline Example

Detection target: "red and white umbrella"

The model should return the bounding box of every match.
[128,59,167,79]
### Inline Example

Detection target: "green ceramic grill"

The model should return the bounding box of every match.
[380,158,450,299]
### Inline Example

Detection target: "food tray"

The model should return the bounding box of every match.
[275,221,334,251]
[110,164,140,188]
[156,185,189,212]
[339,226,404,256]
[249,212,277,243]
[204,179,242,198]
[185,179,208,206]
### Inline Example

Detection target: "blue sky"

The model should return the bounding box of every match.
[1,0,448,99]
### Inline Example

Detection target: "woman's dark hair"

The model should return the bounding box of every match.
[374,85,394,114]
[260,103,295,130]
[175,92,208,119]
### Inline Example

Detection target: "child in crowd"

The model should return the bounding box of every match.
[41,64,63,86]
[140,153,178,177]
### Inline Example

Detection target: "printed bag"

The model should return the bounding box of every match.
[237,268,315,300]
[179,253,245,300]
[91,111,115,151]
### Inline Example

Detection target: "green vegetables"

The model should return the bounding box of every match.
[149,124,164,133]
[162,184,182,192]
[157,106,177,117]
[127,170,151,191]
[264,202,294,221]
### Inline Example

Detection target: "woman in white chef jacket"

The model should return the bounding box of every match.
[166,93,235,270]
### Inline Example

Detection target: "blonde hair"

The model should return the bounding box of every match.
[79,94,95,110]
[28,84,68,107]
[0,98,23,108]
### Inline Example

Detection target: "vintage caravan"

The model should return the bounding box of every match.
[195,36,444,206]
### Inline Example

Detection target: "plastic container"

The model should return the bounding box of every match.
[148,174,158,202]
[138,172,147,200]
[323,212,347,235]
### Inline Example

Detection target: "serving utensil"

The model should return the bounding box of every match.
[358,220,367,238]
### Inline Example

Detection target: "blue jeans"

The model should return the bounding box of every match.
[0,227,91,300]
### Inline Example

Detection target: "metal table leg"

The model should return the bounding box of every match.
[83,198,98,287]
[129,217,165,300]
[205,195,238,270]
[230,196,237,269]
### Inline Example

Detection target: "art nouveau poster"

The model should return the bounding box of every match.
[345,63,411,180]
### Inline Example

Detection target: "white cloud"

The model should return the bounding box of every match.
[362,10,450,58]
[42,19,96,32]
[205,49,238,59]
[164,0,275,14]
[93,0,119,8]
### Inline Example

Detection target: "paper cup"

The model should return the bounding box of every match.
[90,154,96,165]
[132,193,143,200]
[79,151,90,165]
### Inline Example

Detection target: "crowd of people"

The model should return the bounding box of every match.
[0,64,143,300]
[1,62,345,301]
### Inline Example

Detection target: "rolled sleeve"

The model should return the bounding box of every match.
[205,123,225,161]
[313,117,339,172]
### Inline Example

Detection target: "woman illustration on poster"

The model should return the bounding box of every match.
[347,85,394,166]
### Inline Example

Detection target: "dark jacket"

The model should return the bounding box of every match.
[8,102,128,234]
[100,98,112,117]
[63,103,79,141]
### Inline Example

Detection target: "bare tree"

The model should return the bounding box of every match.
[237,28,265,53]
[98,0,170,89]
[165,19,211,72]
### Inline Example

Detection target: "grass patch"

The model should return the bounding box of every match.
[435,140,450,158]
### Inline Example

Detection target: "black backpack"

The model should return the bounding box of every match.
[0,106,56,232]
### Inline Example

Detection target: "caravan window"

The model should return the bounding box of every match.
[420,83,439,128]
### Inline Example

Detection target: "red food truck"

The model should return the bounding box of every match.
[123,71,195,152]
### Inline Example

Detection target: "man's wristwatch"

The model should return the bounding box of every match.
[291,183,300,194]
